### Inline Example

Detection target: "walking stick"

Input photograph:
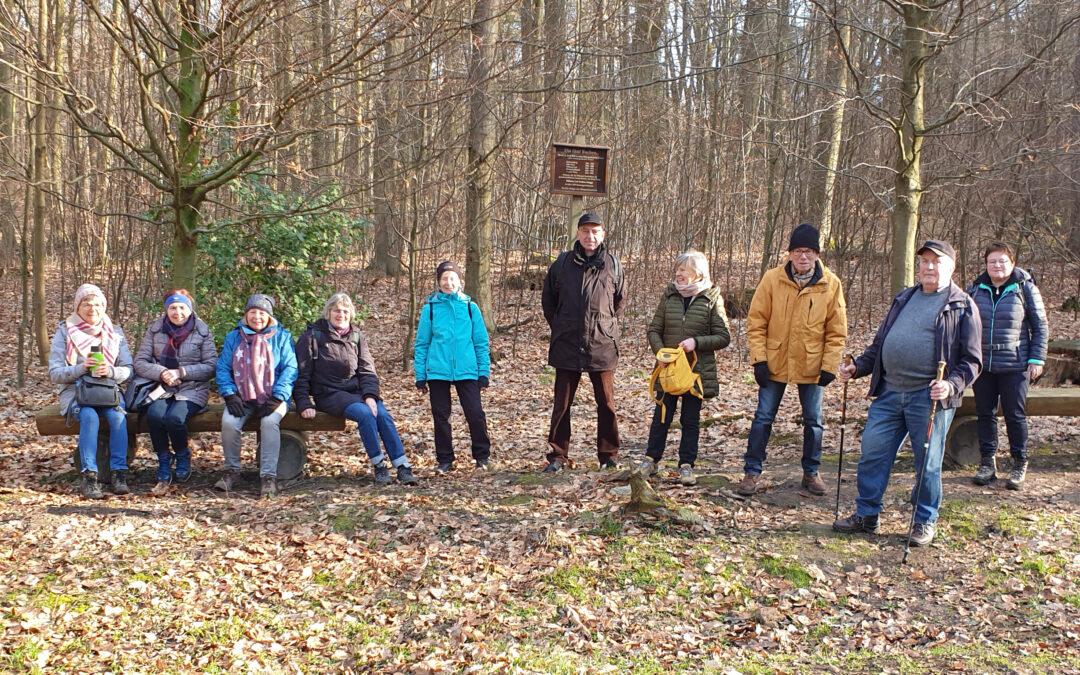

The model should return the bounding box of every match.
[903,360,947,564]
[834,354,853,519]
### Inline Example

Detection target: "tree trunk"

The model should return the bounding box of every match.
[889,2,928,294]
[31,0,49,364]
[812,7,850,248]
[465,0,496,332]
[369,35,403,276]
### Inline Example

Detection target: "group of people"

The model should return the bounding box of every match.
[537,216,1047,548]
[50,214,1050,547]
[50,259,492,500]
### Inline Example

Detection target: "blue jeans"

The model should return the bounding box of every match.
[76,405,128,473]
[145,399,199,482]
[344,400,409,468]
[854,387,956,525]
[744,380,824,476]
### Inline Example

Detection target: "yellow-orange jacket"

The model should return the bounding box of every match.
[747,261,847,384]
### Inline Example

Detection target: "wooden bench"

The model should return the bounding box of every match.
[944,389,1080,467]
[35,403,346,481]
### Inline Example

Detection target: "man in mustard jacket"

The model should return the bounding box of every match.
[737,223,847,496]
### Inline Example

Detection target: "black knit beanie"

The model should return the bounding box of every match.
[788,223,820,252]
[436,260,464,283]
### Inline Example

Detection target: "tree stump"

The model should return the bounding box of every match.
[1042,340,1080,386]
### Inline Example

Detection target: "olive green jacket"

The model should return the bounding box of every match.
[647,285,731,398]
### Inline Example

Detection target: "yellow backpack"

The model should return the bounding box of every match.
[649,347,704,418]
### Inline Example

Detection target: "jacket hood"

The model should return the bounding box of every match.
[430,290,471,304]
[239,316,279,334]
[307,317,359,334]
[973,266,1031,288]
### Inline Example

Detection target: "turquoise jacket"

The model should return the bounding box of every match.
[414,291,490,382]
[216,318,298,402]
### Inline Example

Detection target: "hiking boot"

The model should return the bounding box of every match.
[435,462,454,475]
[111,470,131,496]
[973,457,997,486]
[832,512,879,534]
[397,465,419,485]
[801,473,826,496]
[214,470,239,491]
[600,458,619,470]
[260,476,278,499]
[80,471,103,500]
[909,522,937,547]
[150,481,171,496]
[1006,459,1028,490]
[679,464,696,486]
[736,473,758,496]
[636,458,659,476]
[372,461,392,485]
[543,461,564,473]
[174,449,192,483]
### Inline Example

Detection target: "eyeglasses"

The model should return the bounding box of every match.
[986,258,1011,266]
[790,249,816,258]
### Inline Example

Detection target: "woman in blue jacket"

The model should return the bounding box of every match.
[214,294,298,498]
[967,243,1049,490]
[414,261,491,473]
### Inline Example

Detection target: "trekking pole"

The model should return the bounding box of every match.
[903,360,947,564]
[834,354,853,520]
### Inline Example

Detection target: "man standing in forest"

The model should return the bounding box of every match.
[737,223,848,497]
[833,239,981,546]
[541,213,625,472]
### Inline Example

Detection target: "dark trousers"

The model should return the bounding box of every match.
[145,398,199,482]
[645,393,703,467]
[429,380,490,465]
[547,368,620,464]
[972,370,1029,460]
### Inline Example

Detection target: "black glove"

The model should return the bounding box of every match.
[478,376,489,389]
[224,394,246,418]
[818,371,836,387]
[753,362,770,388]
[258,396,284,418]
[415,380,428,393]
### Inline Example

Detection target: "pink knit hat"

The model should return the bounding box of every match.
[73,283,106,313]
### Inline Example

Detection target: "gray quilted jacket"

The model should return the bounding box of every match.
[48,322,133,415]
[133,316,218,409]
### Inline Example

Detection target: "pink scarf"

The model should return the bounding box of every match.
[232,325,277,403]
[674,278,713,298]
[65,313,120,366]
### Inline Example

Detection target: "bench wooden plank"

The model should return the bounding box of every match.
[956,388,1080,417]
[35,403,346,436]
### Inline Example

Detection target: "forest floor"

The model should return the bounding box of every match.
[2,269,1080,674]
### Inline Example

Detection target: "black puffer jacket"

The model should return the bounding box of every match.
[542,242,625,371]
[293,318,381,417]
[647,285,731,398]
[965,267,1048,374]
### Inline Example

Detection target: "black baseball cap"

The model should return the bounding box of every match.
[916,239,956,261]
[578,213,603,228]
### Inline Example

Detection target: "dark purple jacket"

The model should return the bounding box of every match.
[541,241,625,372]
[293,319,381,417]
[852,282,982,409]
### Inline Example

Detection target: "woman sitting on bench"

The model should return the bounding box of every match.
[133,289,218,495]
[48,283,134,499]
[294,292,418,485]
[214,294,297,499]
